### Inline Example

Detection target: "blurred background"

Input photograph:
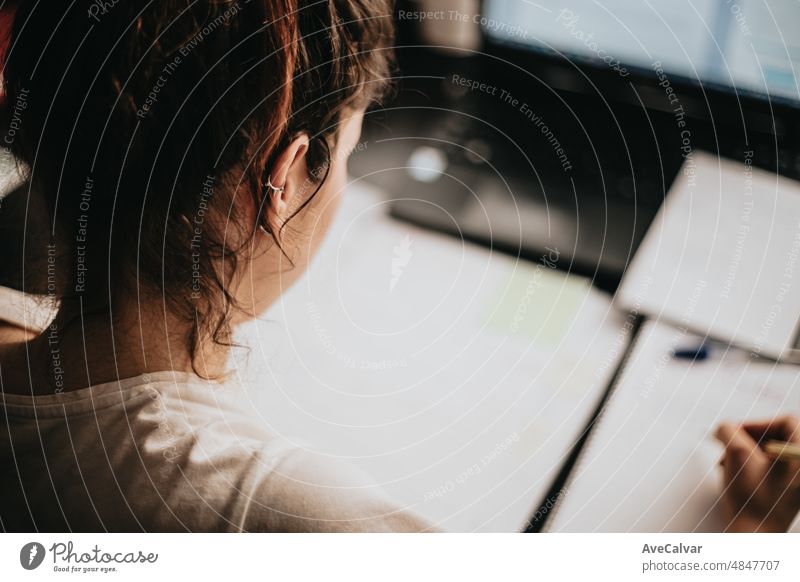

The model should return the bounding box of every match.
[348,0,800,290]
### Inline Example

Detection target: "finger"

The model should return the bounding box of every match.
[715,422,754,448]
[715,422,770,492]
[743,415,800,444]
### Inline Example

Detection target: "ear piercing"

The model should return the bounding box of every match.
[259,175,286,236]
[263,175,285,196]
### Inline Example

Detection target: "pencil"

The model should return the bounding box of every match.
[764,440,800,461]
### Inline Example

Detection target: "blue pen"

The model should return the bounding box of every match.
[673,342,711,361]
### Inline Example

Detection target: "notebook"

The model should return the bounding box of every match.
[546,318,800,532]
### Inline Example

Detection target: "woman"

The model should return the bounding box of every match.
[0,0,433,532]
[0,0,796,533]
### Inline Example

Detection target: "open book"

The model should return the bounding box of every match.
[546,318,800,532]
[546,152,800,531]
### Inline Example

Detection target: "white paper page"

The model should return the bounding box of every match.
[617,151,800,360]
[549,318,800,532]
[234,181,630,532]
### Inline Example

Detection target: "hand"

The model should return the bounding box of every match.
[714,415,800,532]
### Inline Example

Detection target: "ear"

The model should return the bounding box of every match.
[264,133,310,235]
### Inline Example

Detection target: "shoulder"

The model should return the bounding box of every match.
[238,446,437,533]
[130,377,436,532]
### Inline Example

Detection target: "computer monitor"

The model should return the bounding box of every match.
[483,0,800,108]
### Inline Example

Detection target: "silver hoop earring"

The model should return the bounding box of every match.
[263,175,285,195]
[259,175,286,236]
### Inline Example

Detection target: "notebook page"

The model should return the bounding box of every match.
[548,318,800,532]
[617,151,800,361]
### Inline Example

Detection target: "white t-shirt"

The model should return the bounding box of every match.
[0,370,436,532]
[0,289,434,532]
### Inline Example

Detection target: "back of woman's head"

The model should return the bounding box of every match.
[2,0,393,355]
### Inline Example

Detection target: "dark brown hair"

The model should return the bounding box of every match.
[1,0,393,364]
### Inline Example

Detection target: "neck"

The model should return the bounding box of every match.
[3,295,233,395]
